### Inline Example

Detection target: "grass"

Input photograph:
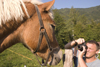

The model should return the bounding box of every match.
[0,43,41,67]
[0,43,64,67]
[0,43,100,67]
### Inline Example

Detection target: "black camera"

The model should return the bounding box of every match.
[78,42,88,51]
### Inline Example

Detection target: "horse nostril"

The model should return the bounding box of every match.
[55,57,57,60]
[55,56,61,63]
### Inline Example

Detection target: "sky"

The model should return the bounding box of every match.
[42,0,100,9]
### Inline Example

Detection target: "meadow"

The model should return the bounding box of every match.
[0,43,100,67]
[0,43,64,67]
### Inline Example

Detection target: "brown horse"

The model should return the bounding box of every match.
[0,0,62,66]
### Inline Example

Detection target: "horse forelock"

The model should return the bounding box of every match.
[49,9,54,20]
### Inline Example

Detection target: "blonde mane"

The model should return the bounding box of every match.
[0,0,42,26]
[0,0,24,25]
[0,0,53,26]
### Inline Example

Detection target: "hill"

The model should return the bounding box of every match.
[54,5,100,22]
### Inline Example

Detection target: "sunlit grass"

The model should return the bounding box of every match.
[0,43,100,67]
[0,43,65,67]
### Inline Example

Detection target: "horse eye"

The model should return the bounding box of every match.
[51,24,55,29]
[44,10,48,13]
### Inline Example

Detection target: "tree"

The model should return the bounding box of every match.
[66,7,79,41]
[53,9,67,48]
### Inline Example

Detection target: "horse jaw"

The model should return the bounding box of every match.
[48,48,63,65]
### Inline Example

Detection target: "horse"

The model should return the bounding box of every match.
[0,0,62,66]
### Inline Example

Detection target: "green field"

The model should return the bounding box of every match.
[0,43,100,67]
[0,43,64,67]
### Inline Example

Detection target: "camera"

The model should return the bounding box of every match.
[78,42,88,51]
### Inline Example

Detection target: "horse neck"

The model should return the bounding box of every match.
[0,19,25,40]
[0,29,20,53]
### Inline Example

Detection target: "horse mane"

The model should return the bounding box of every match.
[23,0,43,5]
[0,0,53,26]
[0,0,43,26]
[0,0,24,25]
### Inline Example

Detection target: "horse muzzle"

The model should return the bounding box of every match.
[48,48,62,65]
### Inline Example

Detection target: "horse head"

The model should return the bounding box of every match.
[23,0,63,65]
[0,0,62,66]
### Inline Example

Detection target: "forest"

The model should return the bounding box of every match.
[53,5,100,48]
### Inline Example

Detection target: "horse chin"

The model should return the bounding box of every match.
[48,49,62,65]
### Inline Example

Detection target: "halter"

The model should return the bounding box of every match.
[33,4,54,66]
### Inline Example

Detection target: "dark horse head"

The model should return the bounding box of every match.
[0,0,62,66]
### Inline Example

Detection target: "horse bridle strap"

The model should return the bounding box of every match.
[34,4,52,53]
[33,5,53,66]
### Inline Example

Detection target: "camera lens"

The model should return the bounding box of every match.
[78,42,87,51]
[78,45,83,51]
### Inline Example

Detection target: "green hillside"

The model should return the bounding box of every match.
[55,5,100,22]
[53,5,100,48]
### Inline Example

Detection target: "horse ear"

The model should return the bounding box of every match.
[41,0,55,11]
